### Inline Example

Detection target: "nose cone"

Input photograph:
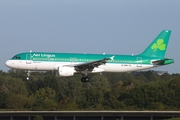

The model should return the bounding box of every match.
[5,60,12,68]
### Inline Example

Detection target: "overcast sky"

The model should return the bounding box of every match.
[0,0,179,73]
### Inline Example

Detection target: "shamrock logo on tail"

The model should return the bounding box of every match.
[151,39,166,52]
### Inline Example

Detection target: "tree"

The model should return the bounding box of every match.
[0,92,8,108]
[5,94,29,109]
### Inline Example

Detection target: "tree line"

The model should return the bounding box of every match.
[0,69,180,111]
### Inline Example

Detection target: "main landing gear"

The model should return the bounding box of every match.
[81,76,90,82]
[81,73,90,82]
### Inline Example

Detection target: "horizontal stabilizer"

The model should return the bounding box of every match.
[151,58,174,65]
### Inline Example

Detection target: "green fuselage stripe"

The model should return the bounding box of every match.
[11,52,158,65]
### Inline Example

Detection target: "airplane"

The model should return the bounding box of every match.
[5,30,174,82]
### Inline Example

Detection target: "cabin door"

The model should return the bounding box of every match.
[136,57,142,67]
[26,54,32,64]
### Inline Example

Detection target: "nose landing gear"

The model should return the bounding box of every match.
[26,70,30,80]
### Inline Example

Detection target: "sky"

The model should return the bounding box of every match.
[0,0,180,73]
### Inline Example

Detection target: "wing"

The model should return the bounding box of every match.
[68,56,114,71]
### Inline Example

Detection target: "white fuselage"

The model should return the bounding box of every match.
[5,60,156,73]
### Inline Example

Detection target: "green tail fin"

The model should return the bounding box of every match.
[140,30,171,58]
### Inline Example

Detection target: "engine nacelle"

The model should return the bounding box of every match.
[58,66,75,77]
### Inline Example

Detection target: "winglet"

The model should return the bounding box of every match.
[110,56,115,60]
[104,56,115,61]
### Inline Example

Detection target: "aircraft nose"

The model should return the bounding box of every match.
[5,60,13,68]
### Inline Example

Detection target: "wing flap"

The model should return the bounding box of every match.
[74,58,110,71]
[66,56,114,71]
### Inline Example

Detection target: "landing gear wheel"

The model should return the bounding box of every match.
[81,77,90,82]
[81,77,84,82]
[85,77,89,82]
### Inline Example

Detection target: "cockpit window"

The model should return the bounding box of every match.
[12,56,20,59]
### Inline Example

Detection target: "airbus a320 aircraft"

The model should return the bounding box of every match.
[6,30,174,82]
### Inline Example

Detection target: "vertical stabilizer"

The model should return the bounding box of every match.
[139,30,171,58]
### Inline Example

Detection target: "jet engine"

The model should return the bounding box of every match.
[58,66,75,77]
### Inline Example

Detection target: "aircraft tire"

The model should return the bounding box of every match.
[85,77,89,82]
[81,77,89,82]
